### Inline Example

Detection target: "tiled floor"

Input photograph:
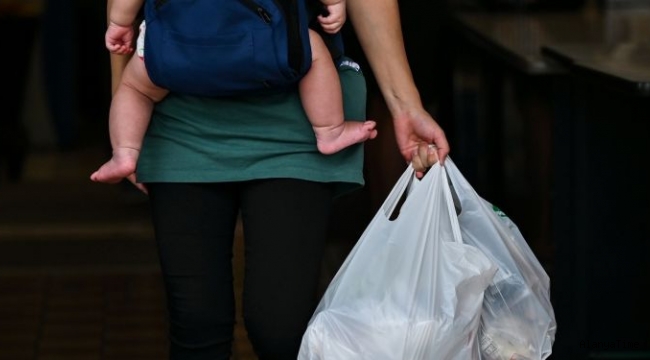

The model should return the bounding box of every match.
[0,145,258,359]
[0,142,361,360]
[0,272,168,360]
[0,262,257,360]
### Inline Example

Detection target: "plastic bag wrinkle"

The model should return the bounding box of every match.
[299,164,497,360]
[446,159,556,360]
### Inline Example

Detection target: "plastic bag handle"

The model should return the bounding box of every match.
[381,165,416,219]
[409,164,464,244]
[441,165,464,244]
[382,164,464,245]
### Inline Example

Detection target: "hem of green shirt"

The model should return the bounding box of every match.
[137,166,364,198]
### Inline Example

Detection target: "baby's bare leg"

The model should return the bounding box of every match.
[299,30,377,155]
[91,56,168,184]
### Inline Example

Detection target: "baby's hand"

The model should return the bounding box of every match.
[318,2,346,34]
[105,21,135,55]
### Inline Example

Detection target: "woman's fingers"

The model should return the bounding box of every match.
[411,143,439,178]
[126,173,148,195]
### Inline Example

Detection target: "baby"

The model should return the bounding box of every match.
[91,0,377,184]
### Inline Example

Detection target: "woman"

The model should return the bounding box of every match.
[106,0,448,358]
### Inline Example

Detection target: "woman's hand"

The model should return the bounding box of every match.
[393,106,449,178]
[126,173,148,194]
[411,143,440,178]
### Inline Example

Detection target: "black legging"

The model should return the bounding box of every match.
[147,179,333,359]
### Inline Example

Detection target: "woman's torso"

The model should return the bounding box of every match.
[136,61,368,197]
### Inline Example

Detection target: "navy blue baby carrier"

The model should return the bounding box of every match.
[143,0,340,97]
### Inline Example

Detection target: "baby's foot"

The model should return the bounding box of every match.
[90,147,140,184]
[315,120,377,155]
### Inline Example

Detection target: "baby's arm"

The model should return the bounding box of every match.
[318,0,346,34]
[105,0,144,54]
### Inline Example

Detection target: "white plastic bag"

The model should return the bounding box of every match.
[445,159,557,360]
[299,164,497,360]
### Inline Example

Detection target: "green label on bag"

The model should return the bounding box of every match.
[492,204,507,218]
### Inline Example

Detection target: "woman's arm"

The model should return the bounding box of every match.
[107,0,133,95]
[347,0,449,169]
[109,52,131,95]
[108,0,143,26]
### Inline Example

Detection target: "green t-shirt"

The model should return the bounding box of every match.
[136,60,367,197]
